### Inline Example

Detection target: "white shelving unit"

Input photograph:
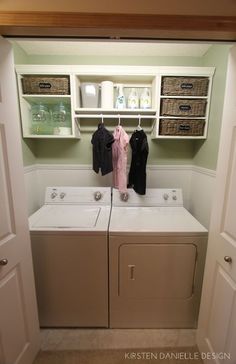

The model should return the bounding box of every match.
[151,67,215,139]
[16,66,80,139]
[15,65,215,139]
[72,67,158,133]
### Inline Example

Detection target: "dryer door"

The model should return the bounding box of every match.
[109,235,206,328]
[119,243,197,299]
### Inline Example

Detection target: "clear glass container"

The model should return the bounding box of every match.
[31,103,51,134]
[52,103,70,124]
[52,102,72,136]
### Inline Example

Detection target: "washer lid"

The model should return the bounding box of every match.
[31,205,101,228]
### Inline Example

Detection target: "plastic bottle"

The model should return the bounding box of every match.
[116,85,126,109]
[128,88,139,109]
[140,88,151,109]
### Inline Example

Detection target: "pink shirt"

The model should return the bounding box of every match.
[112,126,129,193]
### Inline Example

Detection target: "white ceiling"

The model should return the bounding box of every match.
[15,40,212,57]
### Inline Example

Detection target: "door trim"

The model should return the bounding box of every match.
[0,12,236,40]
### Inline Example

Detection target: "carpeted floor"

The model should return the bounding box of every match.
[33,346,203,363]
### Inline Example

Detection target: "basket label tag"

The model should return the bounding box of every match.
[181,83,193,89]
[179,104,191,111]
[179,124,191,131]
[39,82,52,89]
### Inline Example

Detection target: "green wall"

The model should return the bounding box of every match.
[13,42,28,64]
[13,43,37,165]
[13,43,230,169]
[21,139,37,165]
[193,44,230,170]
[24,54,201,67]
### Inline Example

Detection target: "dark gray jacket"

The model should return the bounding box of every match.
[128,129,149,195]
[91,123,114,176]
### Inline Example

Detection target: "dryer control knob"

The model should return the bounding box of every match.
[172,195,177,200]
[60,192,66,199]
[120,192,129,202]
[163,193,169,201]
[94,191,102,201]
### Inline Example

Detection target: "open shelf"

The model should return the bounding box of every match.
[15,65,215,140]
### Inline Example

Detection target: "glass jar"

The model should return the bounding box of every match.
[52,102,71,136]
[31,103,51,134]
[52,103,71,125]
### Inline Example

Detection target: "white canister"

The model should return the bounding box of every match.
[101,81,114,109]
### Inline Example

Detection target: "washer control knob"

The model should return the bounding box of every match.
[94,191,102,201]
[60,192,66,199]
[51,192,57,199]
[172,195,177,200]
[163,193,169,201]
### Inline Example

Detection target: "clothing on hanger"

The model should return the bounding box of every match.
[91,122,114,176]
[112,125,129,193]
[128,129,149,195]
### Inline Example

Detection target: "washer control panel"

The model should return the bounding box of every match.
[45,187,111,205]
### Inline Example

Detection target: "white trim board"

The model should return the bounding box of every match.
[191,165,216,178]
[25,163,216,174]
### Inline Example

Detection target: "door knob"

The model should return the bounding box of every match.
[0,259,8,266]
[224,256,232,263]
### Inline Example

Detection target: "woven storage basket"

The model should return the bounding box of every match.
[159,119,205,136]
[161,98,207,117]
[21,75,70,95]
[162,76,209,96]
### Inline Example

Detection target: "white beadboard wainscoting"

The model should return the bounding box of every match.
[189,166,216,228]
[23,164,216,228]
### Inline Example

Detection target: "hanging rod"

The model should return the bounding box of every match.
[78,125,154,133]
[75,114,157,119]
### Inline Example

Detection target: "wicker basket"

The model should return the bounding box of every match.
[161,98,207,117]
[21,75,70,95]
[159,119,205,136]
[162,77,209,96]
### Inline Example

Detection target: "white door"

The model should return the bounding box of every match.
[197,45,236,363]
[0,37,40,364]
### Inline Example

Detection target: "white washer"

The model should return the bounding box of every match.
[109,188,208,328]
[29,187,111,327]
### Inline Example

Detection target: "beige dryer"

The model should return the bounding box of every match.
[109,188,208,328]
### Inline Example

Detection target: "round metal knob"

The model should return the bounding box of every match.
[60,192,66,199]
[0,259,8,266]
[51,192,57,199]
[163,193,169,201]
[120,192,129,202]
[172,195,177,200]
[224,256,232,263]
[94,191,102,201]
